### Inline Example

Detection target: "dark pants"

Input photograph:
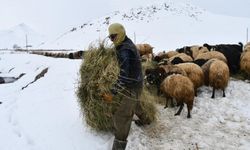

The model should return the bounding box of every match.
[113,87,150,141]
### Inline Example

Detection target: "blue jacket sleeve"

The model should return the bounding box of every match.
[111,49,132,95]
[118,49,131,85]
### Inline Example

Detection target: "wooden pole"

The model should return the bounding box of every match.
[25,34,28,50]
[247,28,249,43]
[134,32,136,44]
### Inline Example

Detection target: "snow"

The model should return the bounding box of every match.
[0,52,112,150]
[0,0,250,150]
[1,51,250,150]
[35,1,250,51]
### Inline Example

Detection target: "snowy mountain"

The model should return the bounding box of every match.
[0,23,46,49]
[38,1,250,51]
[0,0,250,150]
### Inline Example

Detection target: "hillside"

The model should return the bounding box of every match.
[37,1,250,51]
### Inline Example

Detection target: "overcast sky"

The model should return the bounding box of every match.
[0,0,111,36]
[1,0,250,36]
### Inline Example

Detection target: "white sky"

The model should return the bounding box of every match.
[0,0,111,36]
[0,0,250,36]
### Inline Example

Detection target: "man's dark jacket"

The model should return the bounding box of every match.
[115,36,143,89]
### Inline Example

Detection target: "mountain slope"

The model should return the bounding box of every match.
[39,1,250,51]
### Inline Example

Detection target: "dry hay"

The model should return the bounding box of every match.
[77,41,157,132]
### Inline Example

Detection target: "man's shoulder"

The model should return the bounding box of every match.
[119,37,136,50]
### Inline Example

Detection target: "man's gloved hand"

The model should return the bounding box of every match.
[101,93,113,103]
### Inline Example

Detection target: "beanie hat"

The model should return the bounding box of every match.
[108,23,126,46]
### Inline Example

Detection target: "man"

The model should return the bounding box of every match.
[103,23,151,150]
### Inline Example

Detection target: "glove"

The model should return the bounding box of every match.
[101,93,113,103]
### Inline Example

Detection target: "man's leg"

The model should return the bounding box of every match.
[112,90,136,150]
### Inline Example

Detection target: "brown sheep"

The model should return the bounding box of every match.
[136,43,154,62]
[202,59,230,98]
[136,43,154,56]
[164,53,193,65]
[145,65,186,103]
[154,51,179,62]
[244,42,250,49]
[160,74,195,118]
[201,59,216,86]
[166,51,179,58]
[195,51,227,63]
[184,46,209,59]
[240,44,250,76]
[160,64,187,76]
[176,63,204,96]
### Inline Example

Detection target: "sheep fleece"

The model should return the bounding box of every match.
[176,63,204,90]
[161,74,194,105]
[209,60,229,89]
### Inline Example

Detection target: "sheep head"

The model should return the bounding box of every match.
[145,67,167,86]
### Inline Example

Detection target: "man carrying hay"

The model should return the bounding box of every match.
[102,23,152,150]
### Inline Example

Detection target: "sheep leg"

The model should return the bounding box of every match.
[170,98,175,107]
[175,103,184,116]
[222,89,226,97]
[211,88,215,98]
[187,104,193,118]
[164,97,168,108]
[176,102,181,107]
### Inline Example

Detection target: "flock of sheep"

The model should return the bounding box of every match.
[136,42,250,118]
[29,42,250,118]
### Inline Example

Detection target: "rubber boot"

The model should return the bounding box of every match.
[112,139,127,150]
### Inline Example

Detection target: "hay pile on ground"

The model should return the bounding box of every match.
[77,42,157,132]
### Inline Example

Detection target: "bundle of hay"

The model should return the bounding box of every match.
[77,41,157,132]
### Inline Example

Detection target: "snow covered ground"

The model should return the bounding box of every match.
[1,0,250,150]
[1,49,250,150]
